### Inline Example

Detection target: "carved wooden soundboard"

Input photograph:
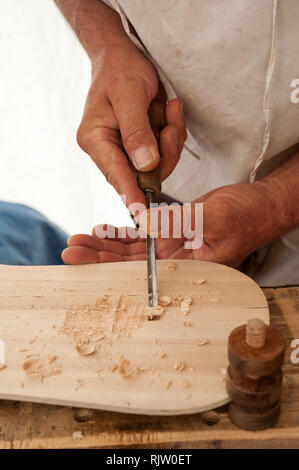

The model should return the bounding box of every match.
[0,260,269,415]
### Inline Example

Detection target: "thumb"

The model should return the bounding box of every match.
[111,82,160,171]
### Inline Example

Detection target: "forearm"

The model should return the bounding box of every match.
[254,150,299,242]
[53,0,133,60]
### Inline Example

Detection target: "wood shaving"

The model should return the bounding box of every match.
[158,352,167,358]
[184,321,191,327]
[146,306,165,321]
[174,360,185,371]
[110,364,118,373]
[29,338,36,344]
[72,431,83,439]
[158,295,172,307]
[190,279,206,285]
[95,295,109,308]
[209,297,219,303]
[153,338,158,344]
[166,380,172,389]
[0,364,7,371]
[179,379,190,388]
[19,349,28,352]
[172,295,193,315]
[186,394,192,399]
[197,338,210,346]
[118,359,139,379]
[220,367,227,381]
[22,355,62,380]
[166,262,177,270]
[75,336,96,356]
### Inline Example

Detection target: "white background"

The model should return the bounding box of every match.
[0,0,132,235]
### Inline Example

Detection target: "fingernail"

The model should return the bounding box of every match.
[133,146,156,170]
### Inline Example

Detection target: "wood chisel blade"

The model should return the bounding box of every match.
[145,190,158,307]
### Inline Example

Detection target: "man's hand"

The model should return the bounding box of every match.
[77,44,186,207]
[62,181,282,267]
[54,0,186,207]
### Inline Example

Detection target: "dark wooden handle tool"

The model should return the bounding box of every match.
[136,99,166,307]
[136,99,166,197]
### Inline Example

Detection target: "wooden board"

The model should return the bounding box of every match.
[0,260,269,415]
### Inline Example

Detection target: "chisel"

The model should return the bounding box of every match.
[137,99,166,307]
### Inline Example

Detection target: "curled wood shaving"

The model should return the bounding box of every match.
[118,359,139,379]
[174,360,185,371]
[166,262,177,270]
[159,295,172,307]
[0,364,7,371]
[172,295,193,315]
[75,336,96,356]
[146,306,165,321]
[180,296,192,315]
[197,338,210,346]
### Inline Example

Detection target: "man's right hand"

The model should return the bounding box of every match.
[76,43,187,207]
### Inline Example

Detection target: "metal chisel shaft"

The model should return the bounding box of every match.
[136,98,166,307]
[145,190,158,307]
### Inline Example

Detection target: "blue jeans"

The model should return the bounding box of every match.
[0,202,68,265]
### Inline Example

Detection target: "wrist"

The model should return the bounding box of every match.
[251,178,293,246]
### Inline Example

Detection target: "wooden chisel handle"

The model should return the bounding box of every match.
[136,99,167,198]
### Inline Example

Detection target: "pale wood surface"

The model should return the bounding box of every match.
[0,286,297,449]
[0,260,268,415]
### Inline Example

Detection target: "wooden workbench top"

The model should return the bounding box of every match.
[0,286,298,449]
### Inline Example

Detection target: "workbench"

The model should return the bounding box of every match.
[0,287,298,449]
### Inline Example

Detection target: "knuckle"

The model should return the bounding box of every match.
[103,168,115,187]
[122,127,147,148]
[76,126,91,152]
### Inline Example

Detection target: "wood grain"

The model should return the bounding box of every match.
[0,260,268,415]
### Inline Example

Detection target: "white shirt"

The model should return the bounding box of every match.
[107,0,299,285]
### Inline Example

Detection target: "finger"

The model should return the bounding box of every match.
[165,99,187,152]
[92,225,145,244]
[62,246,100,265]
[110,79,160,172]
[78,129,145,208]
[98,251,146,262]
[63,245,146,264]
[68,233,146,256]
[159,125,180,180]
[77,99,145,208]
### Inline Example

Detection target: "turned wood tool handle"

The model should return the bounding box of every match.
[136,99,166,198]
